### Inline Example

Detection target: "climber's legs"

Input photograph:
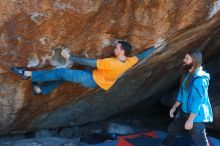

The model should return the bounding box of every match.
[31,68,97,94]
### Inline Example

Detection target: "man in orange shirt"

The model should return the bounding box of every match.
[11,40,160,95]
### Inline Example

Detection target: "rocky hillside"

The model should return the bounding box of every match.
[0,0,220,135]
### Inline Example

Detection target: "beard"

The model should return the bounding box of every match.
[182,63,193,71]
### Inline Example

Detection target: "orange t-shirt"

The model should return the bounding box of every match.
[92,56,138,90]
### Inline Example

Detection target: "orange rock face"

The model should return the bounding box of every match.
[0,0,220,134]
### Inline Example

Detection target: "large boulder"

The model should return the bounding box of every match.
[0,0,220,135]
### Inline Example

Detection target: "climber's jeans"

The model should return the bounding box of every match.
[163,110,209,146]
[31,68,98,94]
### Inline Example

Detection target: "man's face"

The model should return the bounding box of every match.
[114,43,124,57]
[182,54,193,70]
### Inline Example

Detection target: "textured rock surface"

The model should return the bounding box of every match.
[0,0,220,135]
[0,137,81,146]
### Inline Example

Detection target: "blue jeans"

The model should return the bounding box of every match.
[32,68,97,94]
[163,110,209,146]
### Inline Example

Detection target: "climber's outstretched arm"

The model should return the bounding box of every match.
[61,49,97,68]
[136,38,167,61]
[135,46,155,61]
[69,55,97,68]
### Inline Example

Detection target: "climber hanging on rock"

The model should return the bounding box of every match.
[10,40,165,95]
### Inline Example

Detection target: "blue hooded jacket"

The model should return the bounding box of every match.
[177,68,213,123]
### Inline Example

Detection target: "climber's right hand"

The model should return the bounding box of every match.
[61,48,71,60]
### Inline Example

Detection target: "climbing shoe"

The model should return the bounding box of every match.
[32,82,42,95]
[10,67,29,80]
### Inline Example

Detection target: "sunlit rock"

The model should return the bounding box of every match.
[0,0,220,135]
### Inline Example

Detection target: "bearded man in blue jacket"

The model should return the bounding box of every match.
[163,51,213,146]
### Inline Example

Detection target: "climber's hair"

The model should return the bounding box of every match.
[117,40,132,56]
